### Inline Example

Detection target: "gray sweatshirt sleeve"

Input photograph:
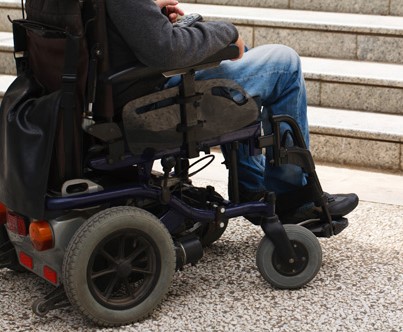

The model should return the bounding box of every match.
[106,0,239,69]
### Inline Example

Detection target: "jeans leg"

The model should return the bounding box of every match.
[220,142,267,194]
[171,44,309,195]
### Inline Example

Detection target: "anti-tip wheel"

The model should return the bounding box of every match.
[32,298,49,317]
[256,224,322,289]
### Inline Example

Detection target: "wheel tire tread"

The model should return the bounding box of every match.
[63,206,175,327]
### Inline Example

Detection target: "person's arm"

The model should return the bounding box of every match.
[106,0,239,69]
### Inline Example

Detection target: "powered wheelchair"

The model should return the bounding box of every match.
[0,0,348,327]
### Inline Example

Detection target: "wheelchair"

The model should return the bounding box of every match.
[0,0,348,327]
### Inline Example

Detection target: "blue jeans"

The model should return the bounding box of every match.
[167,44,308,195]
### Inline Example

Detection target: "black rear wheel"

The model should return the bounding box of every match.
[63,206,175,327]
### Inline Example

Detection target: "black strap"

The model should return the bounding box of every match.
[60,34,80,179]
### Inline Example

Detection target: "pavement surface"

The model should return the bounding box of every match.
[0,153,402,332]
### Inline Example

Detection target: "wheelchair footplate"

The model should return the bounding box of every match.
[298,217,349,238]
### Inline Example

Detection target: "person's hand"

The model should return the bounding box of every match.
[155,0,185,23]
[232,36,245,61]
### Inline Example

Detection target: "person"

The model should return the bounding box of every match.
[105,0,359,222]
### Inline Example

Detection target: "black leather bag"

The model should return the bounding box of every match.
[0,1,94,218]
[0,74,62,218]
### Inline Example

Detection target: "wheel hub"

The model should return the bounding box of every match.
[87,229,161,310]
[117,261,132,278]
[272,240,309,276]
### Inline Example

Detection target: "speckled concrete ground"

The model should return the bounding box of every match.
[0,173,402,332]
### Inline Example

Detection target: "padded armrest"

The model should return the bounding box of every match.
[105,44,239,85]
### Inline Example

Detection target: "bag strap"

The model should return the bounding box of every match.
[60,33,81,180]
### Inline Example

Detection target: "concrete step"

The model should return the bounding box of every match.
[2,2,403,64]
[1,0,403,28]
[301,57,403,115]
[308,107,403,172]
[0,0,23,32]
[0,31,15,75]
[182,0,403,16]
[180,3,403,65]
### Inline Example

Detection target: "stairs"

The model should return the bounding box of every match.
[182,0,403,16]
[180,1,403,172]
[0,1,403,172]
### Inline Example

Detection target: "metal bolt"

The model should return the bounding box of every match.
[289,258,295,264]
[219,222,225,228]
[220,207,225,213]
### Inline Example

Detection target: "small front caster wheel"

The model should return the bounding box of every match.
[32,299,49,317]
[256,224,322,289]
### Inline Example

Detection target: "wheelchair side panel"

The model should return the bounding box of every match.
[122,79,260,156]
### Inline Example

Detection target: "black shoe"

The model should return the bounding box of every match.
[280,192,359,224]
[238,188,359,224]
[324,192,359,218]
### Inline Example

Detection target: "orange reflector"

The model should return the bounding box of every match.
[29,221,53,251]
[43,266,58,284]
[19,252,33,269]
[0,203,6,224]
